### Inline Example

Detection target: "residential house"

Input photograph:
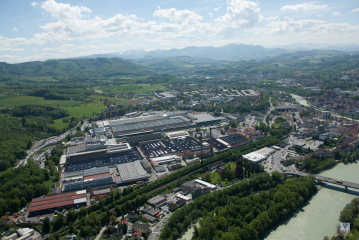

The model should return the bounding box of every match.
[132,222,150,235]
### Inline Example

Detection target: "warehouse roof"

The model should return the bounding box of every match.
[112,117,187,134]
[83,166,110,176]
[29,192,87,212]
[63,176,116,192]
[116,161,149,183]
[191,114,225,124]
[110,115,161,126]
[219,134,247,146]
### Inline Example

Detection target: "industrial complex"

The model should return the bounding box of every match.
[27,111,244,215]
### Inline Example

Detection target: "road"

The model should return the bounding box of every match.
[95,226,107,240]
[16,122,80,168]
[149,212,173,240]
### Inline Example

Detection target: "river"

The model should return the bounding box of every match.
[265,162,359,240]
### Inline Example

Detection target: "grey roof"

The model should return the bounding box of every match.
[93,188,111,195]
[63,176,115,192]
[148,195,166,204]
[192,114,224,124]
[110,115,162,126]
[116,161,150,183]
[140,160,151,168]
[142,214,156,222]
[83,166,110,176]
[112,117,187,134]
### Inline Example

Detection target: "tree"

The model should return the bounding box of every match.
[110,215,118,223]
[140,216,149,223]
[43,217,51,233]
[9,199,20,212]
[202,172,212,182]
[79,206,87,218]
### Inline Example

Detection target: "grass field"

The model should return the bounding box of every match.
[0,95,82,108]
[0,95,106,129]
[0,167,12,177]
[96,84,165,94]
[272,122,283,128]
[64,107,104,118]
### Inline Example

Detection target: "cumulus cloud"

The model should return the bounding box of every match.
[280,1,327,12]
[351,8,359,12]
[213,6,221,11]
[208,12,213,17]
[153,8,203,24]
[215,0,261,38]
[12,28,18,32]
[0,47,25,51]
[332,12,341,17]
[249,16,359,35]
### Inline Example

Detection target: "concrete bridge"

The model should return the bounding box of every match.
[283,172,359,192]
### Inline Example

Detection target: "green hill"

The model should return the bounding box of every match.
[0,57,152,79]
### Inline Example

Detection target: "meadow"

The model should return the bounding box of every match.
[95,83,165,94]
[0,95,105,129]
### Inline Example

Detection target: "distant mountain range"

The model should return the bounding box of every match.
[74,43,359,62]
[269,43,359,52]
[75,44,287,61]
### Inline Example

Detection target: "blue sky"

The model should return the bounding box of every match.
[0,0,358,63]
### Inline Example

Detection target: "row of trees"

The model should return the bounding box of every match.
[160,173,317,240]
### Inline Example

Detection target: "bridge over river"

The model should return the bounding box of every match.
[283,172,359,192]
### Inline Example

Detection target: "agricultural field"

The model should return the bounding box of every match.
[0,95,82,108]
[0,95,106,130]
[94,84,165,94]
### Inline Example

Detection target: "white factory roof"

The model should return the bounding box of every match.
[74,197,87,204]
[195,179,217,189]
[116,161,150,183]
[243,152,266,162]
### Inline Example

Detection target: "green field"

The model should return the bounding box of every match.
[95,84,165,94]
[272,122,283,128]
[0,95,83,108]
[64,107,104,118]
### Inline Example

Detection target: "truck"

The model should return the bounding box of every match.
[335,180,343,184]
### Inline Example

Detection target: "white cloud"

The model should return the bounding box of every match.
[280,1,328,12]
[351,8,359,12]
[42,43,96,51]
[208,12,213,18]
[0,47,25,52]
[213,6,221,11]
[153,8,203,25]
[249,16,359,35]
[215,0,262,38]
[332,12,341,17]
[12,28,18,32]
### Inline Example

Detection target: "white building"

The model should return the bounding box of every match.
[178,101,183,108]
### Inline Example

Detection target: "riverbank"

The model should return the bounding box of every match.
[265,162,359,240]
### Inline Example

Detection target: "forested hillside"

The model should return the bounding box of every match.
[0,58,152,79]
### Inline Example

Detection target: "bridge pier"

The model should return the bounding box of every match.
[345,186,348,192]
